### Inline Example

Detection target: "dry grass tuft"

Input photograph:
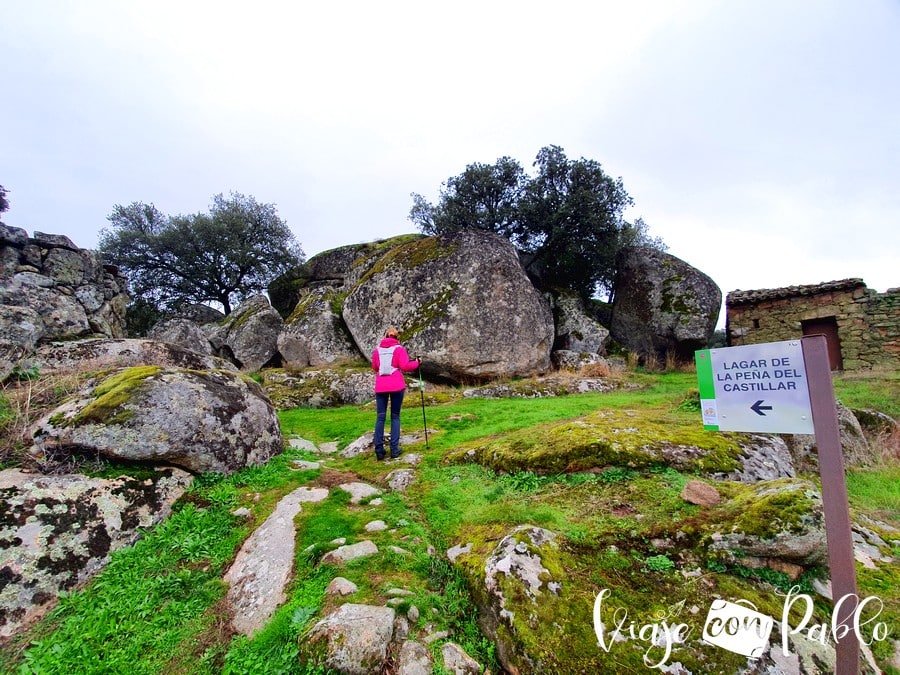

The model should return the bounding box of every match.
[0,370,86,469]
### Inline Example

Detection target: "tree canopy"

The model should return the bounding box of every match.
[409,146,665,300]
[0,185,9,214]
[98,193,304,317]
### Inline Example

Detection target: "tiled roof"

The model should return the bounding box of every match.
[726,279,865,306]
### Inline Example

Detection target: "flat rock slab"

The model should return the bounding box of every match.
[338,482,382,504]
[288,437,318,452]
[340,432,421,458]
[0,467,191,640]
[290,460,321,471]
[320,540,379,565]
[224,486,328,635]
[386,469,416,492]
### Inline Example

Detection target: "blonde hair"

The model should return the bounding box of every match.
[385,326,399,338]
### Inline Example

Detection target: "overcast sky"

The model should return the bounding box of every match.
[2,1,898,328]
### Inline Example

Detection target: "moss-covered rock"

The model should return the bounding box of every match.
[704,478,826,565]
[261,367,374,408]
[446,407,744,475]
[342,231,554,383]
[278,288,362,369]
[610,246,721,362]
[204,295,283,371]
[33,366,283,474]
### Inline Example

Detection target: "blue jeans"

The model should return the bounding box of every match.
[375,390,405,457]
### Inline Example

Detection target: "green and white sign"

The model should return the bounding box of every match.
[695,340,814,434]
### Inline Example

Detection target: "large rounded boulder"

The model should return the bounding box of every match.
[278,287,362,368]
[204,295,283,371]
[341,231,554,383]
[609,247,721,361]
[32,366,283,474]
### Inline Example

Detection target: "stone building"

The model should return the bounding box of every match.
[725,279,899,371]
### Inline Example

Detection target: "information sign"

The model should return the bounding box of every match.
[695,340,814,434]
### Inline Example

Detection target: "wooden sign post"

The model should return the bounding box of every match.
[696,336,859,673]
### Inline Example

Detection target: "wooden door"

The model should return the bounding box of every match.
[802,318,843,370]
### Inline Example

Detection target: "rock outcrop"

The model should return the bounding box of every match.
[32,366,282,475]
[342,231,555,383]
[205,295,283,371]
[0,226,129,379]
[146,317,213,355]
[549,289,610,355]
[610,246,721,361]
[277,287,361,369]
[224,486,328,636]
[25,338,236,375]
[0,467,191,639]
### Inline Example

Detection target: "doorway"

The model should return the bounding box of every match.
[801,317,843,370]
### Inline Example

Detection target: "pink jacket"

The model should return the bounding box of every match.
[371,337,420,393]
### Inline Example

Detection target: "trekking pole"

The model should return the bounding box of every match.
[418,362,429,449]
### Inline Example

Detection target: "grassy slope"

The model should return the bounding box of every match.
[1,371,897,674]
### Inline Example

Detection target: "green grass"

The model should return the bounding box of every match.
[846,465,900,518]
[3,366,897,674]
[832,369,900,418]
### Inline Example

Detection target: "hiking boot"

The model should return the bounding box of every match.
[375,451,386,461]
[390,450,402,459]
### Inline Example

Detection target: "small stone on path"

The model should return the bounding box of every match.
[320,540,379,565]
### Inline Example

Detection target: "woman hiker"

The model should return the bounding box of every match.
[371,326,420,460]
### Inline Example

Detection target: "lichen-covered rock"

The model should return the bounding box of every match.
[0,272,90,339]
[717,433,796,482]
[463,525,564,673]
[0,305,43,380]
[610,247,721,361]
[302,604,395,674]
[785,402,873,470]
[261,367,373,408]
[278,287,362,368]
[550,349,610,371]
[397,640,432,675]
[224,486,328,636]
[706,478,826,566]
[27,338,237,374]
[32,366,282,475]
[174,303,225,325]
[147,318,213,355]
[267,236,421,317]
[549,289,610,354]
[447,407,744,475]
[0,466,191,640]
[204,295,283,371]
[441,642,482,674]
[0,229,130,362]
[342,231,554,383]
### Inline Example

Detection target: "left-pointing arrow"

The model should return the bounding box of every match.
[750,400,773,416]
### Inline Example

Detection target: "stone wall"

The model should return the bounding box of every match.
[726,278,900,370]
[1,224,129,378]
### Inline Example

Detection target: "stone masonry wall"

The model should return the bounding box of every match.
[0,224,129,378]
[726,279,900,370]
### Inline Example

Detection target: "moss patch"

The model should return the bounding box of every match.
[398,282,459,342]
[353,235,458,291]
[68,366,161,427]
[445,407,742,475]
[713,479,819,538]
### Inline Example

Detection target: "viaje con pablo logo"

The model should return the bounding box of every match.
[593,586,892,669]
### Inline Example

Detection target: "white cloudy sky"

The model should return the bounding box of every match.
[2,1,898,328]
